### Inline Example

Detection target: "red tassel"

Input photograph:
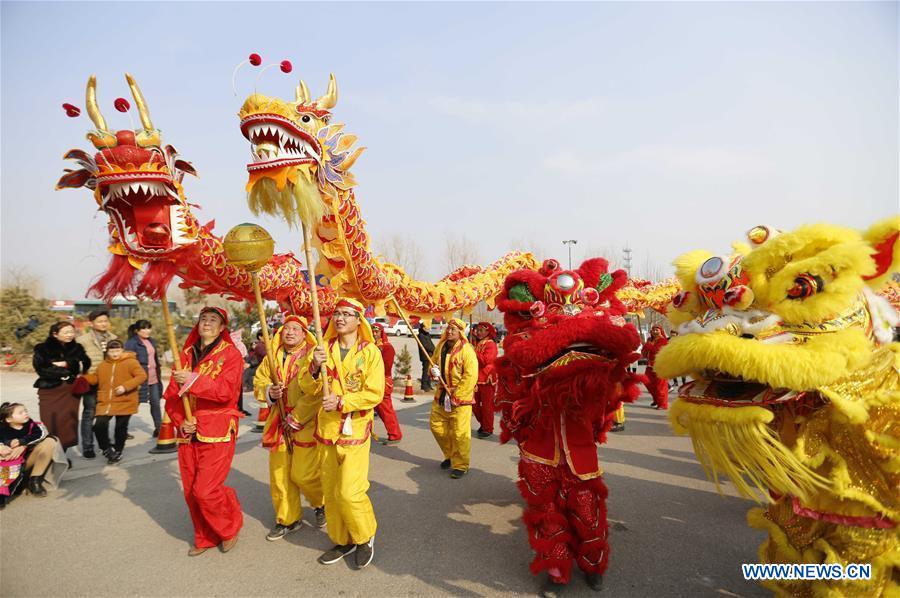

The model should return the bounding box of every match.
[87,255,139,302]
[136,261,179,300]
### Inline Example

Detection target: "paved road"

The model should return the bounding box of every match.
[0,369,767,597]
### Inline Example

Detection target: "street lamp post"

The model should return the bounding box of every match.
[562,239,577,269]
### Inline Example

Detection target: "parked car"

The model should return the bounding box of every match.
[392,321,411,337]
[429,322,447,338]
[372,316,412,337]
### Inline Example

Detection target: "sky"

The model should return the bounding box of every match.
[1,1,897,299]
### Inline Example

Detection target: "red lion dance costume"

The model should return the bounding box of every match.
[495,258,643,596]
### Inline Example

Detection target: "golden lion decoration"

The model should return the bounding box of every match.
[655,218,899,596]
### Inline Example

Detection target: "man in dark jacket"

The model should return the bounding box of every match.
[416,322,435,392]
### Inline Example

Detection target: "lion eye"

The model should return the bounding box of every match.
[787,274,824,300]
[697,256,725,282]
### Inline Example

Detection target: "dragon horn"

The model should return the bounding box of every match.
[296,80,311,104]
[315,74,338,111]
[86,75,108,131]
[125,73,154,131]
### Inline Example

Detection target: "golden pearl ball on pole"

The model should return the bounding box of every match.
[223,223,275,272]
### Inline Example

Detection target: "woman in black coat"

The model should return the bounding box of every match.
[32,321,90,452]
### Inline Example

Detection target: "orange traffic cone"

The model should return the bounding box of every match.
[254,405,269,433]
[403,375,415,402]
[148,411,178,454]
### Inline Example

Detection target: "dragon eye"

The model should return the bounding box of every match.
[301,115,311,123]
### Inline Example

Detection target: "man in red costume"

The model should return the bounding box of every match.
[165,306,244,556]
[495,258,643,597]
[371,323,402,445]
[641,325,669,409]
[472,322,499,439]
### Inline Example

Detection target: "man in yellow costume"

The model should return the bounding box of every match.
[253,315,325,541]
[429,318,478,479]
[300,297,384,570]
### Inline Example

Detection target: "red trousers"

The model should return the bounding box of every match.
[178,440,243,548]
[374,378,402,441]
[518,458,610,584]
[473,383,495,434]
[644,367,669,409]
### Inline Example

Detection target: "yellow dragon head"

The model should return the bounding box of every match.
[655,218,899,501]
[238,75,363,227]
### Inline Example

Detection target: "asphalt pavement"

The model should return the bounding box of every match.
[0,363,767,598]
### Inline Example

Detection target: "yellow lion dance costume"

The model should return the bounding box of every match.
[655,218,899,597]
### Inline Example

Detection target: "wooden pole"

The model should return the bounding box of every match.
[160,295,193,422]
[251,272,292,453]
[388,296,450,390]
[300,222,330,394]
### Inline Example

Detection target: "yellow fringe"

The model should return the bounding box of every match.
[246,165,325,230]
[670,401,830,502]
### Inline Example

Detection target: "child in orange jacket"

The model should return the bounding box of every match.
[82,340,146,463]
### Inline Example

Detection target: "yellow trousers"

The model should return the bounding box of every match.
[321,440,377,546]
[430,402,472,471]
[268,444,325,525]
[613,404,625,425]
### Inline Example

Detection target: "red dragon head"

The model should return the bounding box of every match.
[495,258,643,440]
[57,75,200,262]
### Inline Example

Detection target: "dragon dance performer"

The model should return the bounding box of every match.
[641,325,669,409]
[472,322,499,439]
[300,297,384,570]
[429,318,478,479]
[164,307,244,557]
[253,315,326,541]
[371,323,402,444]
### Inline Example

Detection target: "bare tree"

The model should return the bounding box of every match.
[508,236,548,261]
[444,234,481,273]
[1,265,43,295]
[583,245,624,271]
[638,254,668,282]
[375,234,424,279]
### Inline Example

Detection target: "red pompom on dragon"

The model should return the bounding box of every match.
[494,257,644,595]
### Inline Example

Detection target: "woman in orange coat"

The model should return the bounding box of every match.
[82,340,146,464]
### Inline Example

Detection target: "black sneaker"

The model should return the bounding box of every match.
[440,459,451,470]
[381,438,401,446]
[83,448,96,459]
[354,538,374,569]
[586,573,603,592]
[450,469,467,479]
[476,430,493,439]
[266,521,301,541]
[314,507,326,528]
[107,450,123,464]
[101,448,114,461]
[318,544,355,565]
[152,428,159,438]
[610,423,625,433]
